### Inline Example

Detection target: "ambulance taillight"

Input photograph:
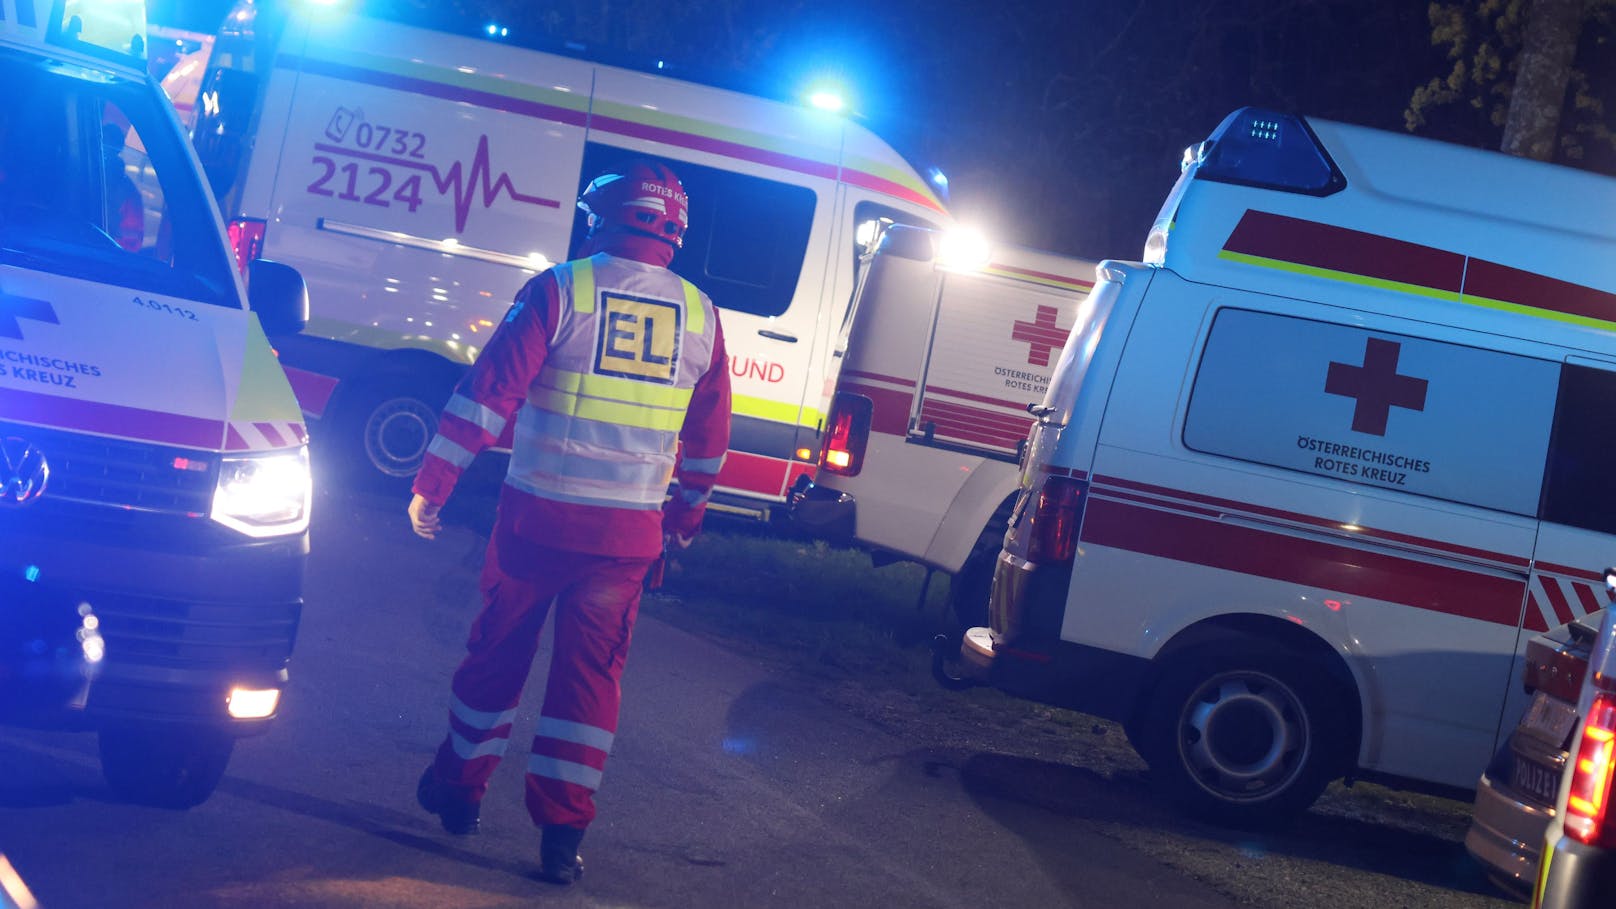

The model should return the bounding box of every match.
[1564,692,1616,847]
[227,218,266,276]
[819,392,872,477]
[1025,476,1087,564]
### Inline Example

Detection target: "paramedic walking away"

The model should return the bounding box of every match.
[406,160,731,886]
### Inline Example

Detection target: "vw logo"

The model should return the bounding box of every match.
[0,437,49,505]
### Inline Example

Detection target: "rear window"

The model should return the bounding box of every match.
[1541,363,1616,534]
[0,48,237,307]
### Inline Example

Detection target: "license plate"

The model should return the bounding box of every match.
[1511,752,1563,807]
[1520,690,1579,746]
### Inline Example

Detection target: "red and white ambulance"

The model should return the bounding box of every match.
[790,226,1097,625]
[1,0,310,808]
[183,0,947,516]
[956,107,1616,825]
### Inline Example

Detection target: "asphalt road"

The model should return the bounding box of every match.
[0,481,1518,908]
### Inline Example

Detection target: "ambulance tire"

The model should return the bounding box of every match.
[1138,648,1347,828]
[335,376,453,487]
[950,506,1012,631]
[98,726,235,810]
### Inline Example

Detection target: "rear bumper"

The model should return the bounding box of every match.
[1465,769,1552,897]
[786,476,855,543]
[2,507,304,733]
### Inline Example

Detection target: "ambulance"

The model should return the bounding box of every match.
[789,226,1097,626]
[948,107,1616,826]
[0,0,310,808]
[184,0,948,515]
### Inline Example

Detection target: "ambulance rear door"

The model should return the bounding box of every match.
[911,268,1081,461]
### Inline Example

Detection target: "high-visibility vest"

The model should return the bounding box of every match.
[506,253,717,511]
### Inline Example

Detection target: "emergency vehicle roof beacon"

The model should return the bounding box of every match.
[187,0,947,517]
[944,106,1616,828]
[0,0,312,811]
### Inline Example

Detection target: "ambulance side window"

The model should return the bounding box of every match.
[1540,364,1616,534]
[574,144,815,318]
[1182,308,1559,515]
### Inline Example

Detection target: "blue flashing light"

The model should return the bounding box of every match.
[927,167,948,189]
[1193,107,1346,197]
[23,564,40,582]
[808,90,845,113]
[485,23,508,38]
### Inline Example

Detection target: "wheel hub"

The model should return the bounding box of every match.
[365,398,435,477]
[1180,672,1309,799]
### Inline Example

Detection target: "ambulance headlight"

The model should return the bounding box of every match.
[210,447,312,537]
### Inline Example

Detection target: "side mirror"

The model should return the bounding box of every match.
[247,259,309,336]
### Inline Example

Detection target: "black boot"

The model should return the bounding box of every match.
[537,824,585,886]
[416,765,480,835]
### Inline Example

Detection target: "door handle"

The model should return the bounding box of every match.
[758,329,798,343]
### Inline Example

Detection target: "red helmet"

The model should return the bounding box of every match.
[577,160,689,247]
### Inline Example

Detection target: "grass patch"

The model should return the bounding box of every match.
[645,526,956,689]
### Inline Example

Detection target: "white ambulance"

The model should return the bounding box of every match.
[790,226,1097,626]
[951,107,1616,826]
[185,0,947,515]
[0,0,310,808]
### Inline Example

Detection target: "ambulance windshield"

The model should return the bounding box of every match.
[0,48,236,307]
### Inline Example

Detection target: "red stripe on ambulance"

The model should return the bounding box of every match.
[1081,495,1526,627]
[0,385,223,449]
[1223,210,1616,326]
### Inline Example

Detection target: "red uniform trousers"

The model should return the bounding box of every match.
[431,521,652,830]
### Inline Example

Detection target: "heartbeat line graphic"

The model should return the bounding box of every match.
[313,136,560,233]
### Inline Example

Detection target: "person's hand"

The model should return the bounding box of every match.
[408,494,443,540]
[663,531,693,552]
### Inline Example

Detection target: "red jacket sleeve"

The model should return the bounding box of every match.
[663,312,732,539]
[411,272,560,505]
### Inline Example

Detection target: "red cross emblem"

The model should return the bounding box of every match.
[1324,338,1428,436]
[1011,305,1069,367]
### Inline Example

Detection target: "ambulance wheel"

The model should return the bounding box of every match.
[950,506,1012,630]
[1138,648,1345,827]
[98,726,234,810]
[338,377,451,484]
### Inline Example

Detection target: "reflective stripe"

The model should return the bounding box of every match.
[538,367,695,409]
[427,434,474,469]
[681,454,725,475]
[531,387,687,432]
[518,444,675,488]
[518,404,674,453]
[681,279,704,335]
[537,716,616,752]
[504,473,665,510]
[451,696,517,730]
[450,729,511,760]
[528,754,603,790]
[680,486,711,506]
[572,259,596,314]
[444,394,507,437]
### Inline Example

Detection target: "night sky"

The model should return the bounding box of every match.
[151,0,1606,261]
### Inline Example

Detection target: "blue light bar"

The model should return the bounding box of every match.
[1191,107,1345,197]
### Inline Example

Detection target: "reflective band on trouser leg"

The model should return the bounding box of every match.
[434,533,565,799]
[523,555,648,828]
